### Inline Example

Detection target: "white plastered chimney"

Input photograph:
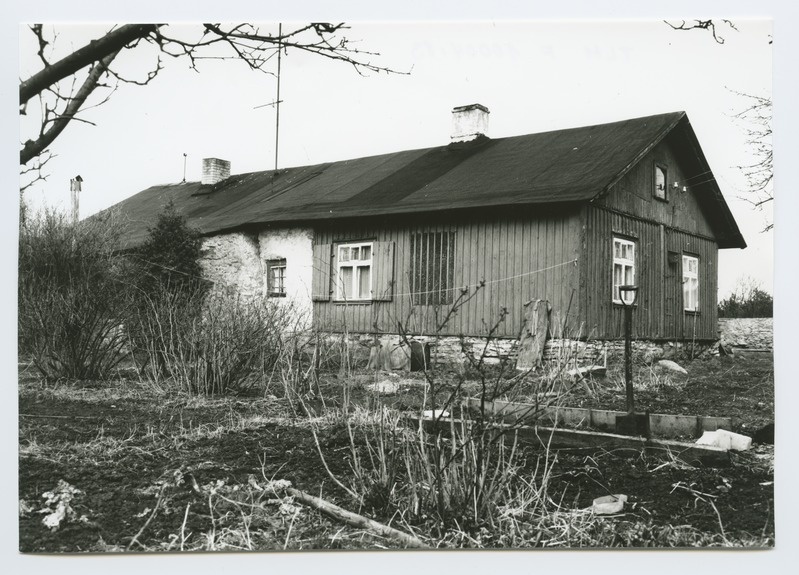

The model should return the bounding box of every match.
[201,158,231,185]
[451,103,490,143]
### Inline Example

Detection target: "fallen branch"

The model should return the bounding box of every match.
[264,480,428,549]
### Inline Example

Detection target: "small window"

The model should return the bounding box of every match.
[612,237,636,304]
[682,255,699,311]
[410,231,456,305]
[654,164,667,200]
[267,259,287,297]
[336,242,372,301]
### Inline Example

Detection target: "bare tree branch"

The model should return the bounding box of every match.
[663,19,738,44]
[31,24,51,67]
[729,90,772,231]
[20,151,55,193]
[664,20,773,232]
[20,24,160,105]
[19,22,405,176]
[20,50,121,165]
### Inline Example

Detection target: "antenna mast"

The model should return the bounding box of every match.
[252,23,284,171]
[274,23,282,171]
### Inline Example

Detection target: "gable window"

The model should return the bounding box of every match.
[654,164,668,201]
[410,231,456,305]
[612,237,636,304]
[682,255,700,311]
[267,259,287,297]
[336,242,372,301]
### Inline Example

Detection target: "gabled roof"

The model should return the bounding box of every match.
[110,111,745,249]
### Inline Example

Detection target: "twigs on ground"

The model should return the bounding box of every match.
[127,484,167,551]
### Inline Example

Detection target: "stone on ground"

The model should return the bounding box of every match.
[367,379,401,394]
[695,429,752,451]
[592,494,627,515]
[655,359,688,375]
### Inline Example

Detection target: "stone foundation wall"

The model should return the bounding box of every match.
[200,233,264,300]
[718,318,773,350]
[320,332,717,371]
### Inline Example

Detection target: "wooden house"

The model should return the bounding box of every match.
[111,106,745,350]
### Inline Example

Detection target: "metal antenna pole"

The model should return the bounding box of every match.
[182,153,187,183]
[274,23,282,171]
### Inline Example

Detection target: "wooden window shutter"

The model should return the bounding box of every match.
[372,241,395,301]
[311,243,332,301]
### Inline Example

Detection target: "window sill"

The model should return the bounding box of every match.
[653,196,669,203]
[333,300,372,305]
[684,309,701,315]
[268,293,287,298]
[612,301,638,308]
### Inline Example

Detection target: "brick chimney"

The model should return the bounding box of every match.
[451,104,490,143]
[201,158,231,185]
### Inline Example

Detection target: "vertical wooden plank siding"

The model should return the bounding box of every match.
[312,209,582,338]
[668,229,719,341]
[581,205,719,340]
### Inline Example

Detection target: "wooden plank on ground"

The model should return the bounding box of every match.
[465,398,733,439]
[408,416,730,467]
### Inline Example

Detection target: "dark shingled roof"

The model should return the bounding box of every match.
[109,111,745,249]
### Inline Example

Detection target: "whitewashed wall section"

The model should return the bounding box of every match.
[198,228,314,328]
[258,227,314,326]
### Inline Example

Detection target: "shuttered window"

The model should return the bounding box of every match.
[410,232,456,306]
[612,237,636,304]
[335,242,373,301]
[311,244,332,301]
[682,255,700,311]
[311,240,395,303]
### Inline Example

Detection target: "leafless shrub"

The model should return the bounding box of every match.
[18,209,129,380]
[307,288,604,540]
[127,290,299,395]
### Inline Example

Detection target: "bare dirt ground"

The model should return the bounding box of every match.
[18,353,774,552]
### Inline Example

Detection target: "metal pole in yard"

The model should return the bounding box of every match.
[624,302,634,414]
[619,285,638,415]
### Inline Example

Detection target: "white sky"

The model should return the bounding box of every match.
[18,19,773,299]
[5,3,799,572]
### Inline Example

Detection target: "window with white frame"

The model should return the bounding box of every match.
[682,255,699,311]
[336,242,373,300]
[267,259,287,297]
[612,237,636,304]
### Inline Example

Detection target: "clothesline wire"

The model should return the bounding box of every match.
[327,257,579,300]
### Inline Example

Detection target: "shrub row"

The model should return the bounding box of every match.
[18,205,301,395]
